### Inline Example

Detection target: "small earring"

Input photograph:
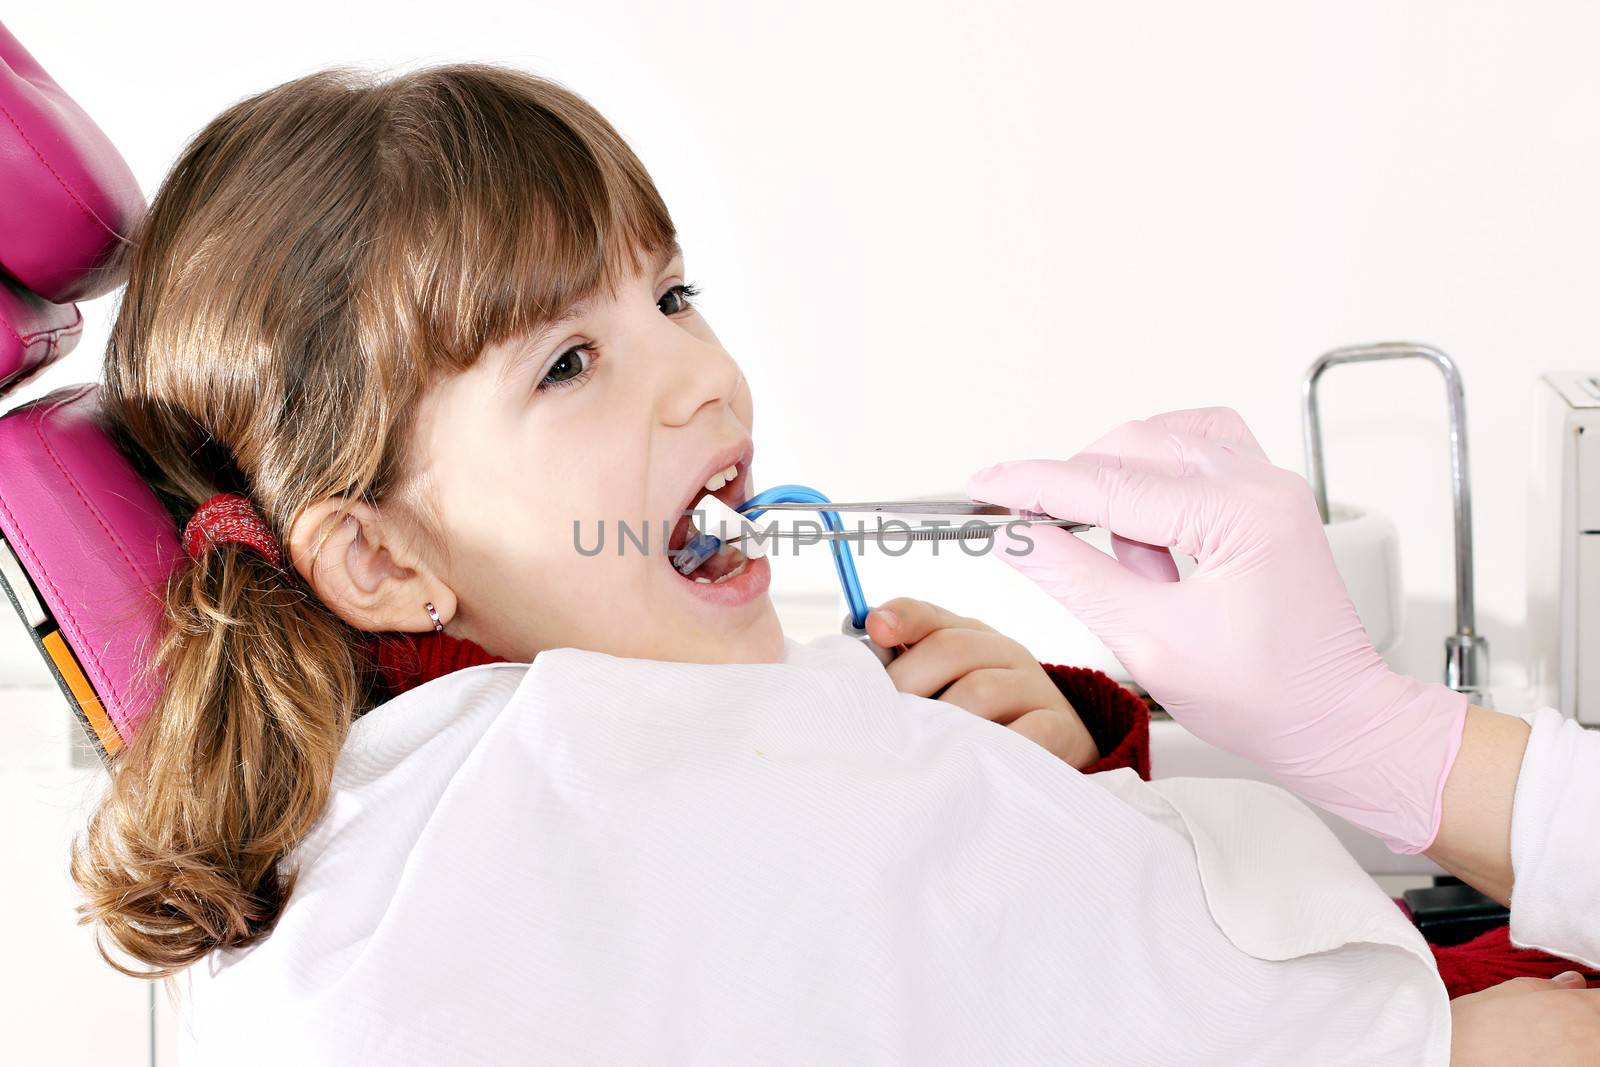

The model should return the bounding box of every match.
[425,602,444,633]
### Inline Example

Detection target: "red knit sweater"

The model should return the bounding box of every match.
[366,631,1593,998]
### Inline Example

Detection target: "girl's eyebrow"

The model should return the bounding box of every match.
[497,239,685,387]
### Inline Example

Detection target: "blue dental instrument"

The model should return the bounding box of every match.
[738,484,872,631]
[670,529,724,576]
[684,490,1093,666]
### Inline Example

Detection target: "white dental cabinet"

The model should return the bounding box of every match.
[1528,372,1600,726]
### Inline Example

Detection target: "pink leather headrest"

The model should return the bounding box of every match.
[0,22,169,752]
[0,385,181,741]
[0,268,83,395]
[0,19,144,304]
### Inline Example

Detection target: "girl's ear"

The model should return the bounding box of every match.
[286,497,457,635]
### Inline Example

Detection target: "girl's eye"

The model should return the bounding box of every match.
[539,342,597,392]
[534,283,699,395]
[657,281,701,316]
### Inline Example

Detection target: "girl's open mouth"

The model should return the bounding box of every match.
[663,450,770,603]
[666,457,751,583]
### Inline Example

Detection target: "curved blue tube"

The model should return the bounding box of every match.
[739,484,870,628]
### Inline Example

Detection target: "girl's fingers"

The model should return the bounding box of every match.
[867,596,991,650]
[885,628,1024,698]
[935,666,1061,725]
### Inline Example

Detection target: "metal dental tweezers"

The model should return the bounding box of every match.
[723,500,1092,545]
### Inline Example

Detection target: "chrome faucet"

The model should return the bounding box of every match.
[1301,342,1490,702]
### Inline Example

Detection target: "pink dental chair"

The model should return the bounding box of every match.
[0,19,175,764]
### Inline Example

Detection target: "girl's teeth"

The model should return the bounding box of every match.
[711,558,749,584]
[702,464,739,493]
[684,551,749,587]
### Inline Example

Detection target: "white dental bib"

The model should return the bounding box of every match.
[176,635,1449,1065]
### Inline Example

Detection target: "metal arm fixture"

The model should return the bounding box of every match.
[1301,342,1489,700]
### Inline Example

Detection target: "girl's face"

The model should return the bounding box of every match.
[406,242,785,665]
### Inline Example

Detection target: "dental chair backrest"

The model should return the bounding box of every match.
[0,19,178,765]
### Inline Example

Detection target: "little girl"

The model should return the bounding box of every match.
[64,63,1583,1065]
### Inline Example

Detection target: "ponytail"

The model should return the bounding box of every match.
[69,61,677,978]
[69,534,367,978]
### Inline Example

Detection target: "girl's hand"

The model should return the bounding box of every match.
[864,597,1100,770]
[1449,973,1600,1066]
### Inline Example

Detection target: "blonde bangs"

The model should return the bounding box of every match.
[372,64,679,377]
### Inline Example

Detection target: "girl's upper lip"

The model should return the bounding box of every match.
[676,439,754,517]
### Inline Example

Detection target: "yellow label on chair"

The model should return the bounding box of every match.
[41,630,122,758]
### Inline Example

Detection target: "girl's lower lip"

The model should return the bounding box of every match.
[671,553,771,607]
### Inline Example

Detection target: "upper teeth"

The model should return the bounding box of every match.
[703,463,739,493]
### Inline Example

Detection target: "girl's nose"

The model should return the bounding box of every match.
[656,330,743,427]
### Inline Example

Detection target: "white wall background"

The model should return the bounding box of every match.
[6,3,1597,1062]
[11,0,1598,689]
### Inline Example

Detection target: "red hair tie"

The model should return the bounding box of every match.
[182,493,283,568]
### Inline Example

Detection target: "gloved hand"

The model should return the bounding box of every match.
[965,407,1469,854]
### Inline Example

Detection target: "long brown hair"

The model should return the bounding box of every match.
[69,63,675,979]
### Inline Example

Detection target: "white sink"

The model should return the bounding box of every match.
[1323,501,1403,653]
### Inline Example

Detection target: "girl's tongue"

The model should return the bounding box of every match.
[691,544,748,582]
[667,514,751,582]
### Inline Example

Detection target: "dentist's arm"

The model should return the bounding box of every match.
[965,408,1598,959]
[1405,701,1600,972]
[1427,706,1527,905]
[1451,703,1600,965]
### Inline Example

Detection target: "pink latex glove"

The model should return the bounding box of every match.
[966,407,1469,854]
